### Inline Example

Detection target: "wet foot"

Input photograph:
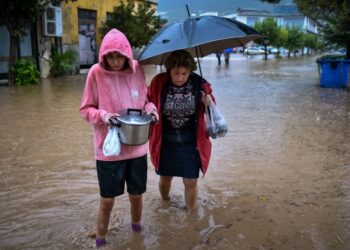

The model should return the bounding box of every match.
[186,204,199,214]
[95,238,106,247]
[131,223,142,232]
[162,196,171,201]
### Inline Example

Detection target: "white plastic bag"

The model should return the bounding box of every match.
[205,103,228,139]
[102,127,121,156]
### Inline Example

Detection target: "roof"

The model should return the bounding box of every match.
[272,5,301,15]
[237,5,303,17]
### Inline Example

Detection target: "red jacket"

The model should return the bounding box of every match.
[147,72,215,177]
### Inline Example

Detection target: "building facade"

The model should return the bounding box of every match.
[234,5,318,34]
[0,0,157,80]
[44,0,157,76]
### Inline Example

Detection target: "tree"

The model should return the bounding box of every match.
[294,0,350,58]
[302,33,319,55]
[263,0,350,58]
[253,17,281,59]
[274,27,288,56]
[101,0,166,49]
[0,0,75,86]
[284,25,304,57]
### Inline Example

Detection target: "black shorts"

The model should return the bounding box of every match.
[96,155,147,198]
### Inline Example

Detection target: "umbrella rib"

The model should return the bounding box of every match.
[197,46,204,57]
[137,15,263,66]
[235,38,245,47]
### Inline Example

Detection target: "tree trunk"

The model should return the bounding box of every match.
[8,32,17,86]
[264,45,268,60]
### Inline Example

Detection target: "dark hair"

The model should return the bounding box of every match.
[164,49,197,72]
[103,52,129,71]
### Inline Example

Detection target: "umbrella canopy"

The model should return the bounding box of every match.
[138,15,263,65]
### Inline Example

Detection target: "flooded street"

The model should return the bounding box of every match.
[1,54,350,250]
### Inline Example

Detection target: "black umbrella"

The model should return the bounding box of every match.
[138,14,262,72]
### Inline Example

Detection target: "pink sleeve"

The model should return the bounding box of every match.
[79,68,106,125]
[136,61,157,114]
[145,102,157,113]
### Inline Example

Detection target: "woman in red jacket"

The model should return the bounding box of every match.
[147,50,215,212]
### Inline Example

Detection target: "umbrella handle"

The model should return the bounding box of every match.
[195,46,203,78]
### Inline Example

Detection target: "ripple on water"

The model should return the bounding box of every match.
[1,55,350,249]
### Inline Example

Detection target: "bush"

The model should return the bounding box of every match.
[13,59,40,86]
[49,47,77,77]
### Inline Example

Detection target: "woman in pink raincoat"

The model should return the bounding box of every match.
[80,28,158,247]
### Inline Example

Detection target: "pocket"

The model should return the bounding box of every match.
[129,88,146,106]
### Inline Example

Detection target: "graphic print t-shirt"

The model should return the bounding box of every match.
[163,80,196,129]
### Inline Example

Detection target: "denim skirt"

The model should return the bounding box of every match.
[157,129,201,178]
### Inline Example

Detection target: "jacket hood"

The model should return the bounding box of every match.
[98,28,135,72]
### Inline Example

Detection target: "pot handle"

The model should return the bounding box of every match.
[109,117,121,127]
[127,108,142,115]
[150,113,158,124]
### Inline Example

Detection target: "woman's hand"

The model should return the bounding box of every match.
[147,109,159,122]
[202,94,212,107]
[102,112,119,125]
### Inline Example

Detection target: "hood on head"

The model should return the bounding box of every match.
[98,28,135,72]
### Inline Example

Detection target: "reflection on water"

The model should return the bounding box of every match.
[1,55,350,249]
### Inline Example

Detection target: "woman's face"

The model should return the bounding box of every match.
[170,66,191,86]
[105,52,127,71]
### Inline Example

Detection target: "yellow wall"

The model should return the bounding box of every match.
[61,0,123,45]
[61,0,154,46]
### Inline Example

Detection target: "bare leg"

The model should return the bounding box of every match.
[96,197,115,239]
[159,176,173,200]
[183,178,198,212]
[129,194,142,224]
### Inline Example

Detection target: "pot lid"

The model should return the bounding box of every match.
[117,109,153,125]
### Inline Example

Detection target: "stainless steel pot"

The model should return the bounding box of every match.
[110,109,153,146]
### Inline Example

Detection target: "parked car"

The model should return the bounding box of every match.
[244,47,264,55]
[270,47,280,54]
[336,48,346,55]
[270,47,289,54]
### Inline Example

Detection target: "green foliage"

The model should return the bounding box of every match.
[303,33,320,53]
[253,17,322,57]
[13,59,40,86]
[253,17,280,46]
[101,0,167,48]
[0,0,77,85]
[259,0,350,57]
[253,17,287,58]
[0,0,38,37]
[274,27,288,49]
[294,0,350,58]
[49,47,77,77]
[284,25,304,56]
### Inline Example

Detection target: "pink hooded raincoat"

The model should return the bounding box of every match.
[80,29,156,161]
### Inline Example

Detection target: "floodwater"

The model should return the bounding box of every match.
[1,54,350,250]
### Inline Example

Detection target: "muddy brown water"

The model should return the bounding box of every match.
[1,54,350,250]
